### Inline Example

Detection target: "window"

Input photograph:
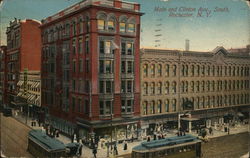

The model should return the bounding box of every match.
[158,64,162,76]
[127,80,133,93]
[191,65,195,76]
[127,43,133,55]
[143,82,148,95]
[99,81,104,93]
[151,82,155,94]
[98,19,105,30]
[85,38,89,53]
[72,39,76,54]
[157,82,162,94]
[121,61,126,73]
[73,61,76,73]
[86,59,89,73]
[99,100,113,115]
[105,60,112,73]
[127,61,133,73]
[121,80,126,93]
[150,101,155,114]
[157,100,162,113]
[172,99,176,112]
[79,59,83,72]
[100,41,112,54]
[165,64,169,76]
[172,81,176,93]
[72,97,75,112]
[165,81,169,94]
[191,81,194,92]
[121,43,126,55]
[128,23,135,33]
[165,100,169,112]
[151,65,155,76]
[79,19,83,33]
[143,101,148,115]
[172,65,177,76]
[196,81,200,92]
[85,81,89,93]
[100,60,104,73]
[143,64,148,76]
[108,20,115,31]
[197,65,200,76]
[120,22,126,32]
[78,38,82,53]
[100,101,104,115]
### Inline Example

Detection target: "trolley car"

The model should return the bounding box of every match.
[28,130,81,157]
[132,134,201,158]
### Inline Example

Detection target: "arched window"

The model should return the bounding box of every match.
[191,65,195,76]
[143,64,148,77]
[229,66,232,76]
[197,65,200,76]
[158,64,162,76]
[237,80,240,90]
[197,97,200,109]
[201,96,205,108]
[97,13,106,30]
[107,15,116,31]
[165,64,170,76]
[86,16,90,32]
[172,65,177,76]
[212,66,215,76]
[143,101,148,115]
[181,81,185,93]
[241,67,244,76]
[181,65,185,76]
[217,66,220,76]
[165,81,169,94]
[78,17,83,34]
[224,66,227,76]
[201,65,205,76]
[212,81,215,91]
[191,81,194,92]
[237,67,240,76]
[157,100,162,113]
[201,81,205,92]
[127,17,136,33]
[229,80,232,90]
[196,81,200,92]
[119,15,127,32]
[228,95,232,105]
[185,81,188,92]
[143,82,148,95]
[72,20,77,35]
[207,96,210,108]
[165,99,169,112]
[172,81,177,94]
[207,66,210,76]
[151,64,155,76]
[233,67,236,76]
[185,65,189,76]
[207,81,210,92]
[157,82,162,94]
[224,80,227,90]
[150,82,155,94]
[172,99,176,112]
[224,95,227,106]
[150,101,155,114]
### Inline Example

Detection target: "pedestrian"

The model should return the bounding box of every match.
[79,143,83,156]
[93,147,97,158]
[123,141,128,150]
[147,136,150,142]
[131,135,134,142]
[113,143,118,155]
[153,134,156,140]
[228,127,230,135]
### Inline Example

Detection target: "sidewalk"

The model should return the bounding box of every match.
[12,112,249,158]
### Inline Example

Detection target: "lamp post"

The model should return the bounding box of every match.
[24,68,28,124]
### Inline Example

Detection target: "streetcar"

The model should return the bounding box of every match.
[132,134,201,158]
[27,130,81,157]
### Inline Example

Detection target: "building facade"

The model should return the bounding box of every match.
[5,19,41,109]
[140,46,250,136]
[0,46,7,106]
[17,71,42,120]
[41,0,142,141]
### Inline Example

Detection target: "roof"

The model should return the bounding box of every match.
[28,130,65,152]
[133,134,200,151]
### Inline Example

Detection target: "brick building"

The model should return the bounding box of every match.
[41,0,143,141]
[0,46,7,106]
[5,19,41,110]
[140,46,250,136]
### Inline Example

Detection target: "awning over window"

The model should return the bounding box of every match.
[17,81,24,86]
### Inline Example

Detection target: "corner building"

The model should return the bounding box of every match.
[0,46,7,106]
[41,0,142,140]
[140,46,250,136]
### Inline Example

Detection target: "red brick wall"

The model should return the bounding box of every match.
[20,20,41,71]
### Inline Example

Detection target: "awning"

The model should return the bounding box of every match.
[35,82,40,88]
[181,117,200,121]
[17,92,22,96]
[17,81,24,86]
[237,112,244,117]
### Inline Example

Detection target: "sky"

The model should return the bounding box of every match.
[0,0,249,51]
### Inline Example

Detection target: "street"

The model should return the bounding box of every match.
[0,113,32,157]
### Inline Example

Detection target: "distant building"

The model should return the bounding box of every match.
[140,46,250,136]
[0,46,7,106]
[5,19,41,113]
[41,0,143,140]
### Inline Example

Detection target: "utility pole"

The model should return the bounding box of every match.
[24,68,28,124]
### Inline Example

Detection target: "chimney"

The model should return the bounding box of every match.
[185,39,190,51]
